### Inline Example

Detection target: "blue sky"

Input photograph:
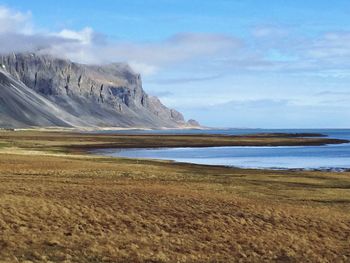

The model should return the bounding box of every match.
[1,0,350,128]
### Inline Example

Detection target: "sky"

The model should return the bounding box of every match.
[1,0,350,128]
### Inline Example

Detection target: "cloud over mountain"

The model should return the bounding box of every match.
[2,4,350,79]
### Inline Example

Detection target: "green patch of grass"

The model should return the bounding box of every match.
[0,142,9,148]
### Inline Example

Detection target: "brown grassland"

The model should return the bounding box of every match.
[0,130,349,262]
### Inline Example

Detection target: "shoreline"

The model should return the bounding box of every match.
[1,129,348,152]
[93,148,350,173]
[1,129,350,261]
[68,133,348,153]
[0,130,349,173]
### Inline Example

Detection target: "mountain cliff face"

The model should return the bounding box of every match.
[0,53,198,128]
[0,68,86,128]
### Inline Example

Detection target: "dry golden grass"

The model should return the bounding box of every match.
[0,131,349,262]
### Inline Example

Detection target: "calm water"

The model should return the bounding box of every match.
[94,129,350,170]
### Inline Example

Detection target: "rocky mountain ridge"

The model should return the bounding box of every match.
[0,53,199,128]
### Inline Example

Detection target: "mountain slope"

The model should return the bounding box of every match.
[0,68,88,128]
[0,53,198,128]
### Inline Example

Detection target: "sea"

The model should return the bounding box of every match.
[92,129,350,170]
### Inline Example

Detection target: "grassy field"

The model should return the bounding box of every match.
[0,131,349,262]
[0,130,347,151]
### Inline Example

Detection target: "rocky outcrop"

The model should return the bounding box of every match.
[0,68,86,128]
[0,53,199,128]
[187,119,200,127]
[147,96,184,122]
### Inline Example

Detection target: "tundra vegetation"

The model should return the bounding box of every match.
[0,131,349,262]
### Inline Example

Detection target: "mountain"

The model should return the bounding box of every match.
[0,68,86,128]
[0,53,199,129]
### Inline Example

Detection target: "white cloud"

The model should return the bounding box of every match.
[0,6,244,75]
[0,6,79,55]
[56,27,94,45]
[99,33,240,65]
[252,25,288,38]
[0,33,77,54]
[304,31,350,59]
[0,6,32,34]
[2,4,350,80]
[128,61,159,76]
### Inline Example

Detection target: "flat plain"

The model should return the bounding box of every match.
[0,131,349,262]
